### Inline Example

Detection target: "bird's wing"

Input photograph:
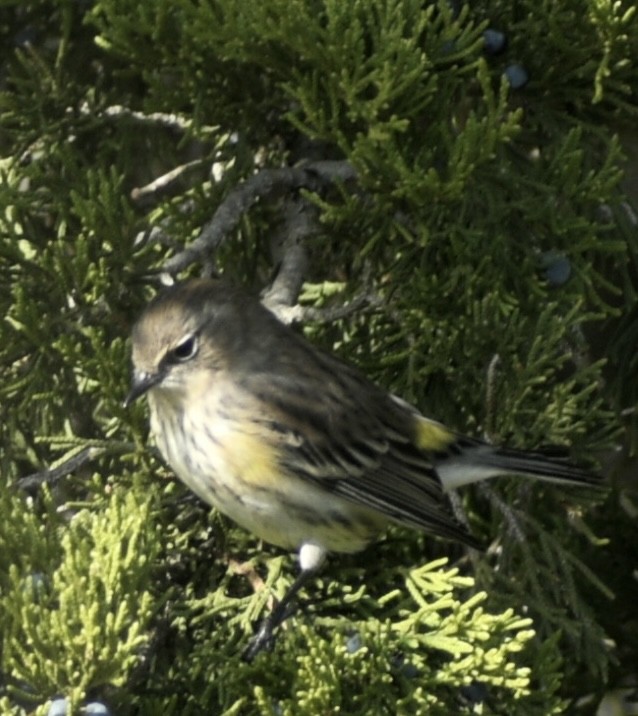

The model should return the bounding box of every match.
[243,354,480,548]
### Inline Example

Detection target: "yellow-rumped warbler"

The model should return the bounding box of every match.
[126,279,600,658]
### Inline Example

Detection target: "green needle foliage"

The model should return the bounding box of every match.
[1,0,637,713]
[0,488,159,714]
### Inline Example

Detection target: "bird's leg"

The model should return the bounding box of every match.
[242,567,315,662]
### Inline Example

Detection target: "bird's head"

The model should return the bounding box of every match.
[125,279,249,406]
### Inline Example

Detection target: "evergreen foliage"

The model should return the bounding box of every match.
[1,0,637,713]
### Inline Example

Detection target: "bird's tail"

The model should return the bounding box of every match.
[436,440,602,492]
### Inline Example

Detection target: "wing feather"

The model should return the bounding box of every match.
[242,342,478,547]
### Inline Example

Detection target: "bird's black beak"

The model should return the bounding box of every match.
[123,370,163,408]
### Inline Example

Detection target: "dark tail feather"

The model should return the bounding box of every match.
[486,445,602,487]
[494,448,603,487]
[436,442,603,491]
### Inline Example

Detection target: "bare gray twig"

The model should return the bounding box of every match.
[267,290,381,327]
[131,159,208,203]
[300,291,382,323]
[79,102,200,134]
[447,490,475,541]
[484,353,501,442]
[162,160,356,276]
[477,482,527,543]
[18,446,108,493]
[262,197,316,319]
[17,441,143,494]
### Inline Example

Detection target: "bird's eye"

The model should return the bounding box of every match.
[171,334,198,362]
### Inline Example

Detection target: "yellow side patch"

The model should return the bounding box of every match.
[414,417,455,452]
[226,428,281,487]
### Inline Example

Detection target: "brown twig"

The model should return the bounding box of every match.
[228,558,268,596]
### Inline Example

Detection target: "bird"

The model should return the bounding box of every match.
[125,278,600,659]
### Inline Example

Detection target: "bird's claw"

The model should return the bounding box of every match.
[242,617,276,662]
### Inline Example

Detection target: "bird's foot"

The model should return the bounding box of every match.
[241,566,314,661]
[242,615,277,662]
